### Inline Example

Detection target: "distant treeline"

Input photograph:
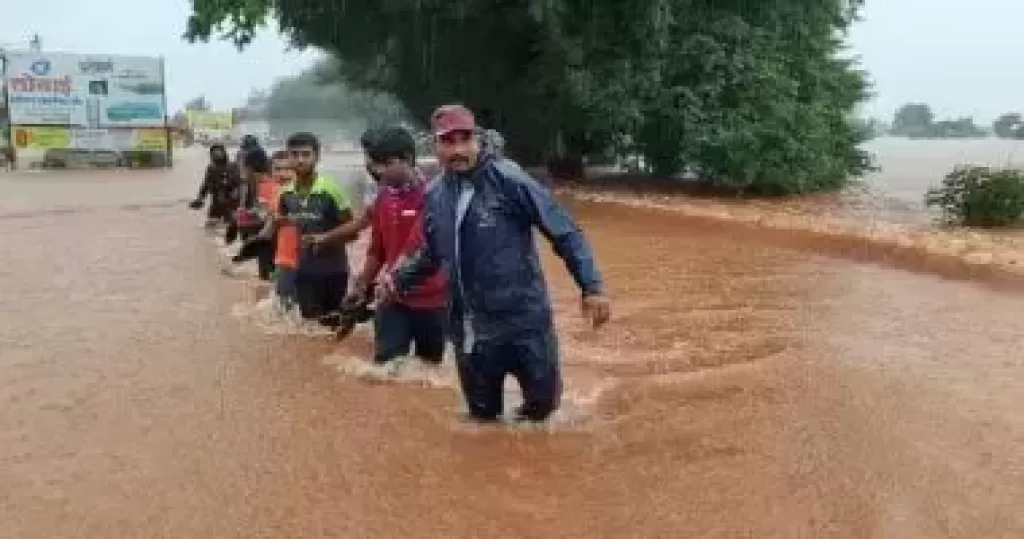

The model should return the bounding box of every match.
[857,103,1024,141]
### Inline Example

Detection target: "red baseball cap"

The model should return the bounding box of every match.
[431,104,476,137]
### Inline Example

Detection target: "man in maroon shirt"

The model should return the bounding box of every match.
[350,126,447,366]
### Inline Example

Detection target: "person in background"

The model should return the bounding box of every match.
[230,148,283,280]
[277,132,354,326]
[268,150,301,306]
[378,104,611,423]
[190,143,241,228]
[481,128,505,159]
[349,126,447,368]
[235,134,262,179]
[225,146,268,245]
[476,108,505,159]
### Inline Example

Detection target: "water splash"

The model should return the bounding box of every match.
[326,350,615,431]
[229,293,336,336]
[327,353,453,388]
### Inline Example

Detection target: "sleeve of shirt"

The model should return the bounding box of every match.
[366,199,384,264]
[505,162,604,296]
[323,178,351,212]
[394,195,443,292]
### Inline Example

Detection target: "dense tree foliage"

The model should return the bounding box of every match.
[993,113,1024,139]
[926,166,1024,227]
[892,103,985,139]
[184,95,211,111]
[852,118,885,141]
[185,0,872,194]
[259,58,408,139]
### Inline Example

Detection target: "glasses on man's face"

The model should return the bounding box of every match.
[273,166,293,174]
[289,149,315,160]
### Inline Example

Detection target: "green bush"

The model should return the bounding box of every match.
[925,166,1024,227]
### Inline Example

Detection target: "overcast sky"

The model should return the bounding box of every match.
[2,0,1022,122]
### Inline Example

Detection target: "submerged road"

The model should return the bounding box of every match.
[0,152,1021,538]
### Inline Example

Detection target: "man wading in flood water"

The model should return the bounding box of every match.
[190,143,241,227]
[350,126,447,370]
[378,104,611,423]
[277,132,354,327]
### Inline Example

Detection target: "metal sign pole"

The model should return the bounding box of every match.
[0,49,13,169]
[159,55,171,168]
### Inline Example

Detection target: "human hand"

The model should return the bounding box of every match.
[302,233,328,253]
[581,293,611,329]
[375,272,399,305]
[344,279,370,307]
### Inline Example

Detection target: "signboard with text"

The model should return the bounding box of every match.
[186,110,233,131]
[11,126,167,152]
[4,51,166,128]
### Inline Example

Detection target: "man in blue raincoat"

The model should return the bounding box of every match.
[378,104,611,422]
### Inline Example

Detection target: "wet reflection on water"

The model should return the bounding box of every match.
[0,155,1021,537]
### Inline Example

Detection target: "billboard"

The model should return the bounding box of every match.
[4,51,166,128]
[12,126,72,149]
[186,110,232,131]
[12,126,168,152]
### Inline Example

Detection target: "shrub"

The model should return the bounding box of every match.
[925,166,1024,227]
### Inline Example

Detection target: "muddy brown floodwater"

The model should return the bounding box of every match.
[0,151,1022,538]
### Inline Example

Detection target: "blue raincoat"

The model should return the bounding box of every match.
[393,154,603,420]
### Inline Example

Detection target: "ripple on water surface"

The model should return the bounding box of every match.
[3,162,1023,537]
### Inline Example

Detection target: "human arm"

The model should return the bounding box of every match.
[382,205,443,300]
[509,164,610,326]
[191,166,214,207]
[510,167,603,296]
[254,198,278,238]
[353,210,384,298]
[304,180,354,250]
[323,207,371,245]
[323,172,376,245]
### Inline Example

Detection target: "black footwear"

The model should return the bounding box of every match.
[231,237,269,263]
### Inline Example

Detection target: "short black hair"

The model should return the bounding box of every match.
[359,127,381,151]
[271,150,289,161]
[286,132,320,153]
[246,148,270,173]
[368,126,416,165]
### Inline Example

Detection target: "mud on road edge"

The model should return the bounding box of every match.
[559,187,1024,291]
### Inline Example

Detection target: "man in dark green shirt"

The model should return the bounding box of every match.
[277,132,354,326]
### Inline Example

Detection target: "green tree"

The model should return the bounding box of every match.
[853,118,885,141]
[993,113,1024,139]
[185,0,872,194]
[259,58,408,139]
[892,103,933,137]
[184,95,210,111]
[927,117,984,139]
[891,103,985,139]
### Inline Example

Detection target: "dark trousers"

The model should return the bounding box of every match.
[373,304,446,364]
[256,241,275,281]
[207,195,233,221]
[454,329,562,422]
[225,221,260,246]
[295,272,348,325]
[276,268,298,307]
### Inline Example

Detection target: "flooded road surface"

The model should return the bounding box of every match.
[1,153,1022,538]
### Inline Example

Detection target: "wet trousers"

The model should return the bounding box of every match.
[454,329,562,422]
